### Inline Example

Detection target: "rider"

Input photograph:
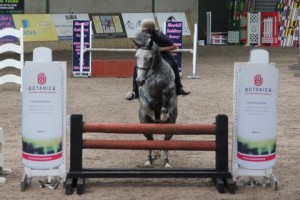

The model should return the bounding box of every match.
[125,18,190,101]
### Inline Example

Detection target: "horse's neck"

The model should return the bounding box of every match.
[152,52,163,71]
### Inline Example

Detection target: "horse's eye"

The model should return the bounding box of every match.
[145,57,152,65]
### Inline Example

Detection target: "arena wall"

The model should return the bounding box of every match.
[22,0,197,52]
[24,0,197,22]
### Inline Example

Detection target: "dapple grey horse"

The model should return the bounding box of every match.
[134,32,178,167]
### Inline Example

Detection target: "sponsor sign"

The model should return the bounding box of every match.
[12,14,58,41]
[121,13,154,38]
[234,62,279,169]
[0,14,17,43]
[156,12,190,36]
[22,62,65,169]
[52,14,92,40]
[0,0,24,14]
[89,13,127,38]
[72,20,91,76]
[165,21,183,74]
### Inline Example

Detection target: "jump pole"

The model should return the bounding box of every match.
[65,114,235,195]
[79,24,199,78]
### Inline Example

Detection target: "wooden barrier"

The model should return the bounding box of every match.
[65,114,235,195]
[91,59,135,77]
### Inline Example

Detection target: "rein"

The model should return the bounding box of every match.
[136,66,155,82]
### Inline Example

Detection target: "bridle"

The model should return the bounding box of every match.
[136,67,154,81]
[136,46,156,81]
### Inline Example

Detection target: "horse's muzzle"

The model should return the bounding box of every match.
[136,79,145,86]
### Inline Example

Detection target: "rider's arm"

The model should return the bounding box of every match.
[159,44,177,52]
[155,31,178,52]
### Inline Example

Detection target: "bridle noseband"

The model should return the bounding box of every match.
[136,66,154,83]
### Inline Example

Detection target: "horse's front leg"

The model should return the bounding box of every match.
[161,85,175,121]
[163,134,173,167]
[140,88,157,121]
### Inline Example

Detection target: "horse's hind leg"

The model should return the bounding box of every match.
[144,134,154,166]
[163,150,171,167]
[145,150,153,166]
[163,134,173,167]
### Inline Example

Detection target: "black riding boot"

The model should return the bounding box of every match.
[125,65,139,100]
[132,65,139,98]
[168,59,190,95]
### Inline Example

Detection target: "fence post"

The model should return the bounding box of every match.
[70,114,83,171]
[215,114,228,172]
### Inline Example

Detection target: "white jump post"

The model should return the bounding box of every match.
[80,23,85,75]
[206,11,212,45]
[187,24,201,79]
[80,24,199,78]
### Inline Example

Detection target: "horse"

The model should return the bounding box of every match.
[133,32,178,167]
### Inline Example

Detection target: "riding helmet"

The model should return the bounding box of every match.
[140,19,157,31]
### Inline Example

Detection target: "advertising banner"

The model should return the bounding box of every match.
[121,13,154,38]
[156,12,190,36]
[0,14,17,43]
[53,14,92,40]
[234,62,279,169]
[89,13,127,38]
[165,21,183,74]
[0,0,24,14]
[22,62,65,169]
[72,20,91,77]
[12,14,58,41]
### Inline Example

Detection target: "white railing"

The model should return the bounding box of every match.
[79,23,199,78]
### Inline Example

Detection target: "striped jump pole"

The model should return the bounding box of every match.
[65,114,235,195]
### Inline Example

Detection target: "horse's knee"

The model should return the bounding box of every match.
[163,87,174,98]
[163,89,170,97]
[148,99,157,109]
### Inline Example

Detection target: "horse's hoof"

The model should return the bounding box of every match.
[144,160,152,167]
[163,159,172,168]
[160,113,169,121]
[164,163,172,168]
